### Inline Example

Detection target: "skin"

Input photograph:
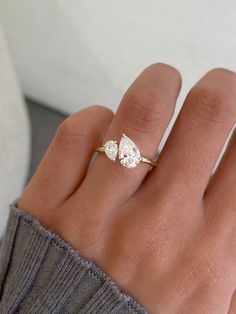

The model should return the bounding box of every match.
[18,64,236,313]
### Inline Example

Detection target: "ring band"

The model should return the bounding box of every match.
[95,134,157,168]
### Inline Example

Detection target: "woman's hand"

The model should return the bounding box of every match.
[18,64,236,313]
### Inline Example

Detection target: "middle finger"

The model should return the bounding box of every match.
[147,68,236,201]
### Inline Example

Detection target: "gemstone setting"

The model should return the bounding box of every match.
[104,140,118,161]
[118,134,141,168]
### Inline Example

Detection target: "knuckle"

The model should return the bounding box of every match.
[56,105,113,141]
[208,67,236,80]
[119,91,172,134]
[56,113,86,141]
[187,87,236,125]
[146,62,182,81]
[89,104,114,119]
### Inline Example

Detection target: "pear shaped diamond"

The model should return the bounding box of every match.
[119,134,141,168]
[104,140,118,161]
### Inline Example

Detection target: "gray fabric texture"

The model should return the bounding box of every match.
[0,205,147,314]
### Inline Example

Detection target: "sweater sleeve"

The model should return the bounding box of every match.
[0,204,147,314]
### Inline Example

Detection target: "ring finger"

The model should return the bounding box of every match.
[71,63,181,210]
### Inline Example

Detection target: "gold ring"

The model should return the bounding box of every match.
[95,134,157,168]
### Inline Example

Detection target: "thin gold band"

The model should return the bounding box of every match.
[95,146,157,166]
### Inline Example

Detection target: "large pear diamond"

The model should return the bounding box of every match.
[119,134,141,168]
[104,140,118,161]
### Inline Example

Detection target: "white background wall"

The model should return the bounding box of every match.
[0,0,235,120]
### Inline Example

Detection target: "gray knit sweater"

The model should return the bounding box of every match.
[0,205,147,314]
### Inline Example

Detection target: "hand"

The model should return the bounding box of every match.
[18,64,236,313]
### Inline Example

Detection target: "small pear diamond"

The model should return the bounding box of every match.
[104,140,118,161]
[119,134,141,168]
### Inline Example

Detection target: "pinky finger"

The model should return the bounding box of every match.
[18,105,113,223]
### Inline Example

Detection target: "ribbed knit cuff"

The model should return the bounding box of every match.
[0,204,147,314]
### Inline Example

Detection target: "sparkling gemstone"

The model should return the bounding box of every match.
[118,134,141,168]
[104,140,118,161]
